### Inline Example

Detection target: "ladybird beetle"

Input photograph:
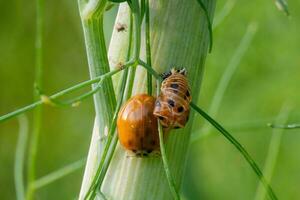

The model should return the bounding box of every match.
[117,94,161,157]
[153,68,191,129]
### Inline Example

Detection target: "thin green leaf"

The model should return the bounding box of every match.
[196,0,213,52]
[14,115,28,200]
[156,80,180,200]
[158,122,180,200]
[32,158,85,189]
[190,102,278,200]
[0,62,133,123]
[145,0,152,95]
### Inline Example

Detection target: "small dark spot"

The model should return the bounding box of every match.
[177,69,180,72]
[151,140,156,145]
[142,152,148,157]
[159,116,165,120]
[132,149,137,153]
[116,23,127,32]
[170,83,179,89]
[177,106,184,113]
[186,114,190,122]
[184,96,187,100]
[167,99,175,107]
[174,126,181,129]
[162,125,168,129]
[186,90,190,97]
[161,71,172,79]
[147,149,153,154]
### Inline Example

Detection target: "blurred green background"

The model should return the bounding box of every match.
[0,0,299,199]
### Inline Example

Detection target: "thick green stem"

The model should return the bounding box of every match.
[79,1,216,199]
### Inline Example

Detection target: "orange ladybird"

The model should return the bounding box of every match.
[153,68,191,129]
[117,94,160,156]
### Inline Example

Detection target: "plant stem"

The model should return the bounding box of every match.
[97,2,216,199]
[156,80,180,200]
[26,0,44,198]
[132,1,141,61]
[85,64,130,199]
[0,64,132,123]
[14,115,28,200]
[190,102,278,200]
[145,0,152,95]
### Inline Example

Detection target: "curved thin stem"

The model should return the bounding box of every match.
[156,80,180,200]
[145,0,152,95]
[15,115,29,200]
[26,0,44,198]
[138,59,162,81]
[0,61,134,123]
[195,0,213,52]
[190,102,278,200]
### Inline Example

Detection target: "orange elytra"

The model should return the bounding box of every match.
[117,94,160,157]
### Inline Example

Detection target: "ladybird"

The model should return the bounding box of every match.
[117,94,161,157]
[153,68,191,129]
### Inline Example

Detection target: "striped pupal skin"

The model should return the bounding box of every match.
[153,68,191,130]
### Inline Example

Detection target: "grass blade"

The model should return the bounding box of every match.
[254,103,290,200]
[32,158,85,189]
[190,102,278,200]
[14,115,29,200]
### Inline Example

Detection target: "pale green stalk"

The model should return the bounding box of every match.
[0,66,129,123]
[84,1,216,199]
[14,115,28,200]
[254,104,290,200]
